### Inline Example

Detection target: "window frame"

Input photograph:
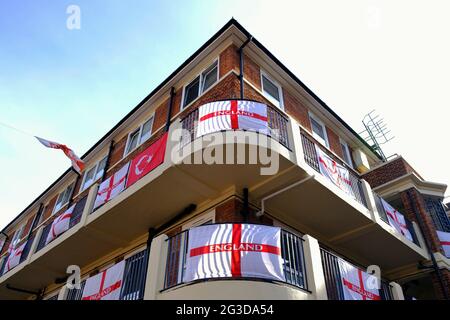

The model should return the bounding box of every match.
[123,114,155,158]
[181,58,219,110]
[52,182,75,215]
[339,138,353,168]
[309,112,330,148]
[260,70,284,110]
[80,154,108,192]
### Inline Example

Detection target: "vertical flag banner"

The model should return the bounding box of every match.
[3,241,27,274]
[35,136,85,173]
[45,204,76,245]
[437,230,450,258]
[183,224,285,283]
[196,100,268,138]
[338,259,380,300]
[81,260,126,300]
[93,162,130,210]
[126,133,168,188]
[315,145,355,198]
[380,198,413,242]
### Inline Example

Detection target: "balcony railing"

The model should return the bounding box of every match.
[36,196,87,252]
[163,226,307,291]
[0,234,35,276]
[300,130,367,208]
[180,101,290,149]
[373,193,420,246]
[320,247,393,300]
[65,249,148,300]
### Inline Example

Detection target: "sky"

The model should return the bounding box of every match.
[1,0,449,229]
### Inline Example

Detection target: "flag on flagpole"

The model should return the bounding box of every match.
[35,136,85,173]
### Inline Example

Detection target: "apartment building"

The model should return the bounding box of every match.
[0,19,448,300]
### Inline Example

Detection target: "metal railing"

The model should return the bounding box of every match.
[163,226,307,291]
[19,235,35,264]
[373,193,420,246]
[300,130,367,208]
[320,247,393,300]
[36,196,87,252]
[65,249,148,300]
[180,102,290,149]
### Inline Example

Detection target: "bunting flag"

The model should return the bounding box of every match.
[315,145,355,198]
[380,198,413,242]
[45,204,75,245]
[437,230,450,258]
[338,258,381,300]
[35,136,85,173]
[183,224,285,283]
[93,162,130,210]
[126,133,168,188]
[3,241,27,274]
[196,100,269,138]
[81,260,126,300]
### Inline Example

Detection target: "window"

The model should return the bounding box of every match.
[81,155,108,191]
[424,197,450,232]
[53,183,75,214]
[339,139,353,168]
[11,223,25,247]
[182,60,218,108]
[124,115,155,157]
[309,113,329,147]
[261,72,283,109]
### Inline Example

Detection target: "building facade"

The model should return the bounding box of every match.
[0,19,449,300]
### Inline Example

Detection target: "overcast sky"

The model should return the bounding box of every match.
[1,0,449,229]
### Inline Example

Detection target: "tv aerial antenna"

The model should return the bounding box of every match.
[359,110,394,162]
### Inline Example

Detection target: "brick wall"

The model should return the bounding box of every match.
[219,44,239,77]
[431,269,450,300]
[362,157,414,189]
[326,127,344,159]
[283,89,311,131]
[215,197,273,225]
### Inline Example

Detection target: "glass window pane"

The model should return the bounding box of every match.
[82,167,96,190]
[341,142,351,165]
[94,156,108,181]
[140,117,154,144]
[183,76,200,107]
[262,75,280,101]
[311,117,325,140]
[201,62,218,93]
[126,130,140,154]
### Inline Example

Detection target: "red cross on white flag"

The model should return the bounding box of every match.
[35,136,85,174]
[437,230,450,258]
[196,100,268,138]
[93,162,130,210]
[183,224,285,283]
[315,145,355,199]
[338,259,380,300]
[380,198,413,242]
[81,260,126,300]
[45,204,76,245]
[4,241,27,274]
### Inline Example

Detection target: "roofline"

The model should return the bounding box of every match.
[2,18,381,232]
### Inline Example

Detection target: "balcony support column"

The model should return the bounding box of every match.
[57,285,69,300]
[360,179,377,221]
[287,117,305,167]
[80,183,99,227]
[389,282,405,300]
[143,233,168,300]
[302,234,328,300]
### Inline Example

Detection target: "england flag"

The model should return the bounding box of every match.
[183,224,285,283]
[93,162,130,210]
[437,230,450,258]
[196,100,268,138]
[81,260,126,300]
[3,241,27,274]
[46,204,76,245]
[380,198,413,242]
[338,259,380,300]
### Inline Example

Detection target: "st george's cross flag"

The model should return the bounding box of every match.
[126,133,168,188]
[81,260,126,300]
[35,136,85,173]
[315,145,355,199]
[338,258,381,300]
[380,198,413,242]
[437,230,450,258]
[3,241,27,274]
[196,100,269,138]
[45,204,76,245]
[93,162,130,210]
[183,224,285,283]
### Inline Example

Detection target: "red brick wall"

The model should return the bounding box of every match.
[215,197,273,225]
[326,127,344,159]
[220,44,239,77]
[362,157,413,189]
[283,89,311,131]
[42,196,57,221]
[244,53,261,90]
[431,269,450,300]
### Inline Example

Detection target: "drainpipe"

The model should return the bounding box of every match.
[238,36,253,100]
[165,87,176,133]
[257,175,314,217]
[406,190,449,300]
[102,140,115,182]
